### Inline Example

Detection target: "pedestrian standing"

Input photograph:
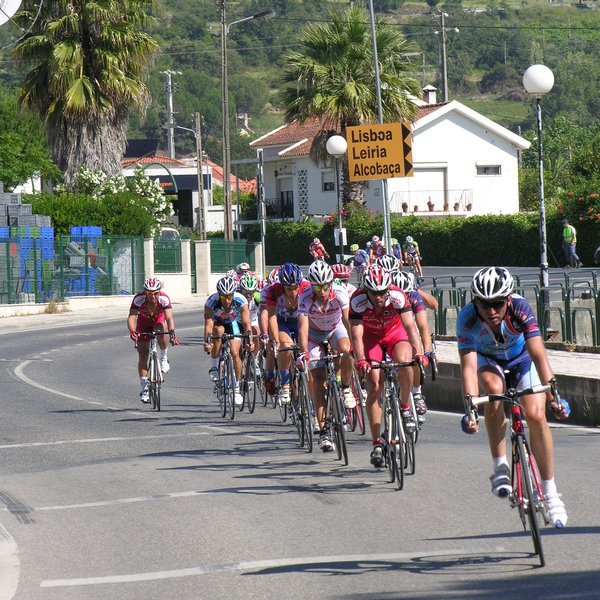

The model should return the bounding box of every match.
[562,218,582,268]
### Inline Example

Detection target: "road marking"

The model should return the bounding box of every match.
[14,361,86,402]
[0,523,19,600]
[0,431,209,450]
[40,548,505,588]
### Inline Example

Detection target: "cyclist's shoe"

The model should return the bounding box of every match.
[312,415,321,434]
[140,385,150,404]
[160,356,170,374]
[413,394,427,422]
[545,494,568,528]
[279,386,291,405]
[342,386,356,409]
[234,391,244,407]
[265,377,276,396]
[401,408,416,434]
[370,444,385,468]
[490,463,512,498]
[318,430,333,452]
[209,367,219,382]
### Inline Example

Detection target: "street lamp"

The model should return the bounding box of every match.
[523,64,554,336]
[220,4,275,240]
[326,135,348,263]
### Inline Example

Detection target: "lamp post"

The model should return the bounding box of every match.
[326,135,348,263]
[523,64,554,335]
[220,4,275,241]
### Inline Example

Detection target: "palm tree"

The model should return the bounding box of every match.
[280,6,422,206]
[13,0,159,186]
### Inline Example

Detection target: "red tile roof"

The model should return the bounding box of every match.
[122,154,188,168]
[207,160,257,194]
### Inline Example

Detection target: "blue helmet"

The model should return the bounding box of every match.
[279,262,303,286]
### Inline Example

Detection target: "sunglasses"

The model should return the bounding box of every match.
[219,294,233,301]
[477,298,506,310]
[368,289,389,297]
[312,283,331,292]
[146,291,159,297]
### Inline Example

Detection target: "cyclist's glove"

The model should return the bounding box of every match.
[356,359,370,373]
[461,410,479,434]
[415,353,429,367]
[169,330,177,346]
[129,331,139,342]
[296,352,309,369]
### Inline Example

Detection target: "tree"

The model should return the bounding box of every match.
[280,6,421,206]
[0,88,61,190]
[13,0,160,186]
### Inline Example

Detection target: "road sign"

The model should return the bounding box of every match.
[346,122,413,182]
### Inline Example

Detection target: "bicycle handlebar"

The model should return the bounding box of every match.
[206,333,250,342]
[466,384,552,409]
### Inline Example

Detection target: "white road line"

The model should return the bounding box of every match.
[40,548,505,588]
[14,361,86,402]
[0,523,19,600]
[0,431,209,450]
[34,489,211,511]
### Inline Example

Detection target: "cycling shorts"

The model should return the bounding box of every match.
[277,318,298,339]
[478,353,541,390]
[215,320,241,336]
[307,322,349,370]
[136,315,166,341]
[363,325,408,363]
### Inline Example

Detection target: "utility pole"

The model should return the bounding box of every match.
[434,12,458,102]
[161,70,181,159]
[195,112,206,240]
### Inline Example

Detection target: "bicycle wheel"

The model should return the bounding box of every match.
[243,353,257,414]
[289,377,303,446]
[217,358,227,418]
[330,384,348,465]
[516,435,545,567]
[298,370,313,453]
[388,395,405,490]
[153,353,162,412]
[256,351,268,407]
[350,367,366,435]
[225,355,236,420]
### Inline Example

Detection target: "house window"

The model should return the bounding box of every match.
[322,170,335,192]
[476,165,501,176]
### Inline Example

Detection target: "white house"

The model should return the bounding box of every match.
[249,87,531,220]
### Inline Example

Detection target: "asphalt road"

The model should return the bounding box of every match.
[0,311,599,599]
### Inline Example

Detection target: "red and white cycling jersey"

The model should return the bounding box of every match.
[266,281,311,321]
[349,285,411,336]
[297,283,349,332]
[131,291,172,322]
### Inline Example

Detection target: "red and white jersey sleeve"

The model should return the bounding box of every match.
[131,291,172,320]
[349,286,410,336]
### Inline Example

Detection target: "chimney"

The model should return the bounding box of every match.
[422,85,437,105]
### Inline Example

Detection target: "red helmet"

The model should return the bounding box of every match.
[332,263,352,280]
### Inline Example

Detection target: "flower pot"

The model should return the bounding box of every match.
[453,202,460,211]
[401,202,408,213]
[427,203,435,212]
[466,203,473,211]
[413,205,419,212]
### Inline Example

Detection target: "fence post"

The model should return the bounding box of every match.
[143,238,154,277]
[194,240,212,295]
[253,242,264,277]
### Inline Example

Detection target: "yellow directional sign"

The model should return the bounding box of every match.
[346,122,413,181]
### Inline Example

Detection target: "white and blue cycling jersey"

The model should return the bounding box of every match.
[205,291,247,324]
[353,249,369,266]
[456,295,541,363]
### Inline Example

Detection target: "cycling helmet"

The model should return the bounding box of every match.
[363,264,391,292]
[405,236,414,243]
[236,262,251,274]
[279,262,303,286]
[366,241,372,248]
[471,267,515,300]
[216,276,237,296]
[332,263,352,280]
[376,254,400,273]
[350,244,359,252]
[313,238,320,244]
[226,269,237,279]
[372,235,380,243]
[392,270,416,292]
[143,277,161,292]
[307,261,334,285]
[239,273,258,292]
[267,267,280,285]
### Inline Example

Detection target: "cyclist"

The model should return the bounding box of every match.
[332,263,356,297]
[236,262,253,277]
[392,271,432,421]
[369,235,386,261]
[402,236,424,278]
[349,243,369,283]
[297,261,354,451]
[128,277,176,403]
[259,268,280,394]
[237,273,261,345]
[308,238,330,262]
[204,276,254,407]
[266,263,311,404]
[457,266,568,527]
[376,254,401,276]
[349,264,425,468]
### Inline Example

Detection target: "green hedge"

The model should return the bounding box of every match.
[242,211,599,267]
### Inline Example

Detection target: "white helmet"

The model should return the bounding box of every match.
[392,270,416,292]
[471,267,515,300]
[372,235,380,243]
[376,254,400,273]
[307,260,334,285]
[363,264,391,292]
[143,277,161,292]
[216,276,237,296]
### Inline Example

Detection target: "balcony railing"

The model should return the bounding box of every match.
[265,197,294,219]
[389,189,473,213]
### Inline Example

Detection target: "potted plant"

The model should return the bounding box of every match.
[453,202,460,211]
[466,202,473,211]
[413,205,419,212]
[443,200,449,211]
[401,202,408,213]
[427,199,435,211]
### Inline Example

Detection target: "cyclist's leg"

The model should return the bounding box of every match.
[478,362,508,459]
[277,324,295,402]
[330,326,355,408]
[363,330,384,444]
